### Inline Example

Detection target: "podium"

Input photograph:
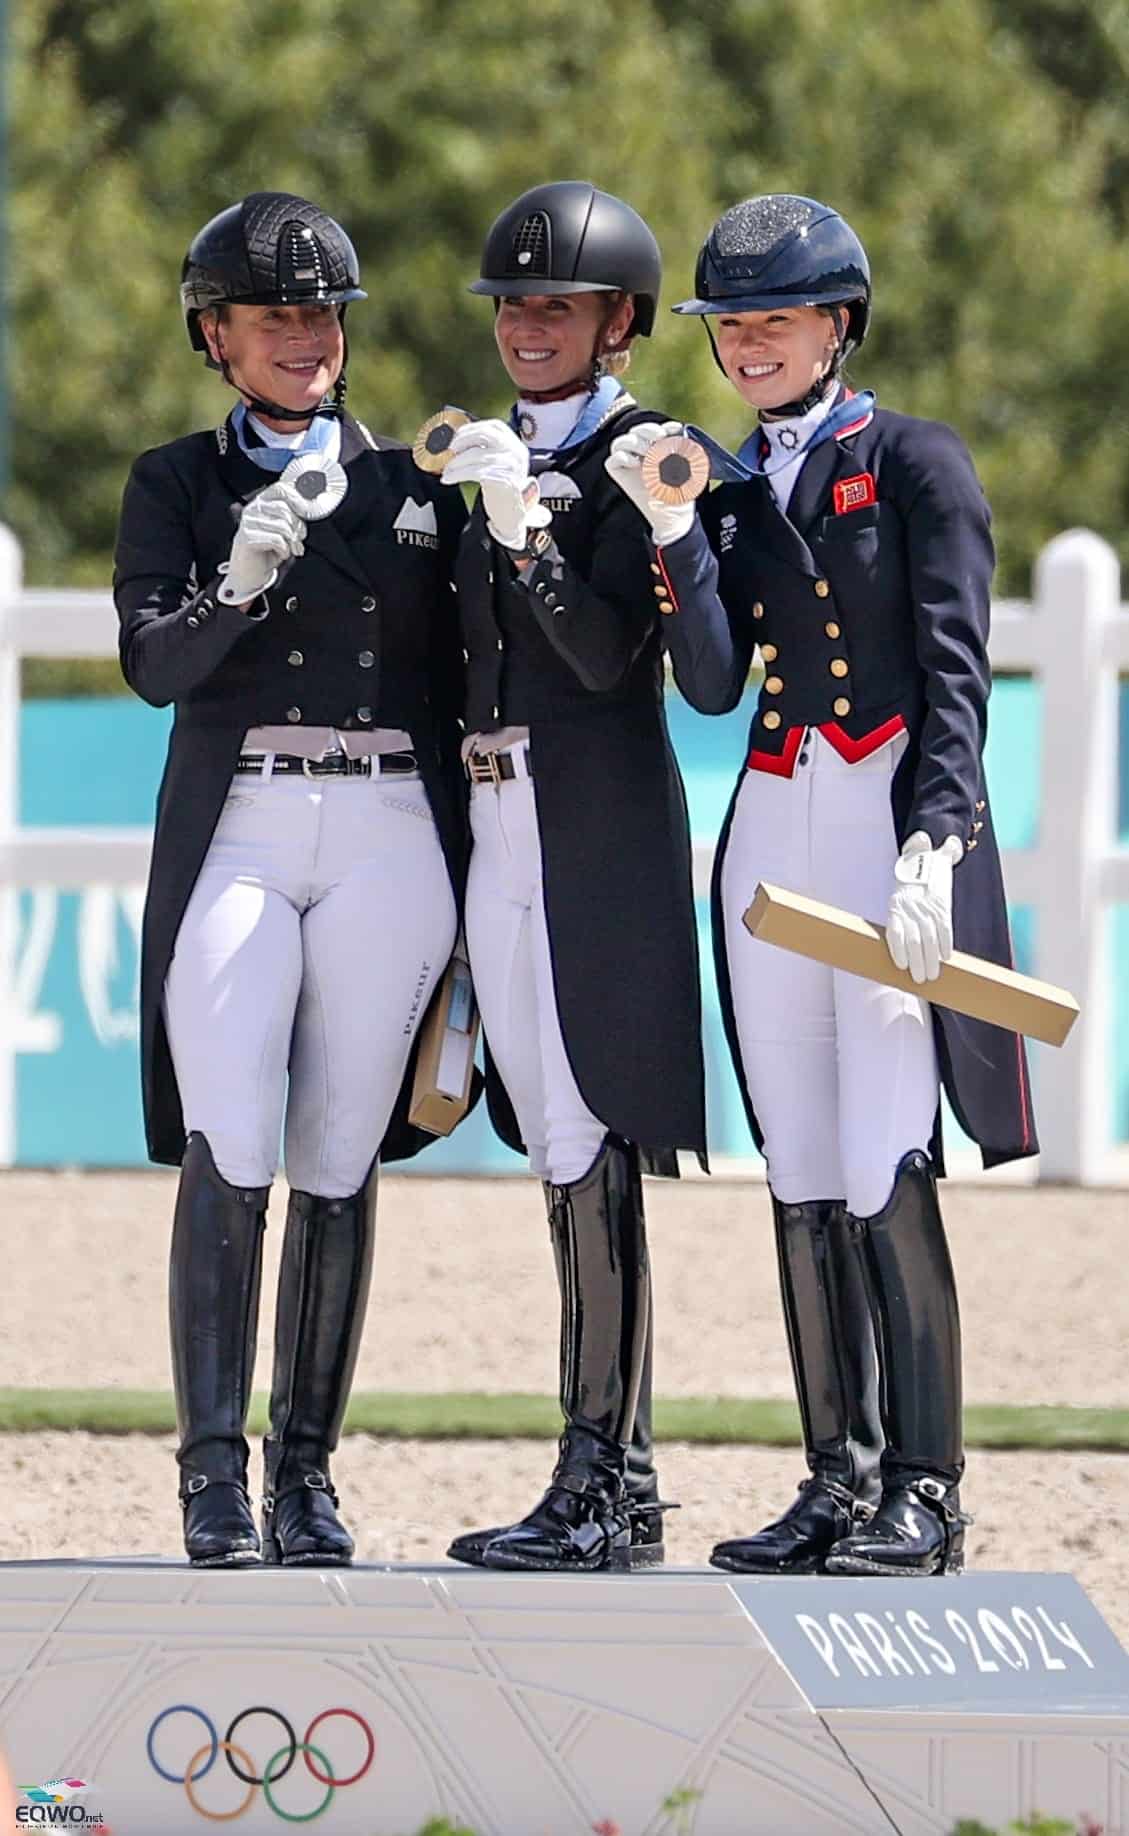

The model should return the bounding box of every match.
[1,1562,1127,1834]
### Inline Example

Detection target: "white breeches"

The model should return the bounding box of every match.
[164,773,456,1195]
[465,760,606,1187]
[721,729,939,1216]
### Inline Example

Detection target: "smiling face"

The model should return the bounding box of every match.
[493,290,635,396]
[714,305,840,413]
[201,301,344,428]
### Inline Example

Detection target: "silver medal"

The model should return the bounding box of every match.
[278,451,349,520]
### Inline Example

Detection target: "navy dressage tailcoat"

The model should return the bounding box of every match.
[658,401,1037,1170]
[114,410,469,1168]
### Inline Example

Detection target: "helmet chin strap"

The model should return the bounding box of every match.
[503,300,627,402]
[704,306,850,418]
[762,307,849,419]
[220,357,345,422]
[214,318,348,423]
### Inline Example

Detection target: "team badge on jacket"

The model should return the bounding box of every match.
[833,472,877,515]
[393,497,440,548]
[534,471,582,514]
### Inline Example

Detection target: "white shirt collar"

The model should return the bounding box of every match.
[514,391,589,453]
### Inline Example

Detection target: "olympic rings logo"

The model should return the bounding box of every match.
[146,1703,375,1823]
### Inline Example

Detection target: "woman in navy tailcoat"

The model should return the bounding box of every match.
[608,195,1036,1578]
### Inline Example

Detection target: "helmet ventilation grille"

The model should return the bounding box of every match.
[280,221,328,296]
[510,212,550,276]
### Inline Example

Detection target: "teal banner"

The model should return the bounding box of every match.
[13,686,1129,1166]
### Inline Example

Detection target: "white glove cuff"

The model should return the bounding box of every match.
[217,565,278,607]
[652,506,696,549]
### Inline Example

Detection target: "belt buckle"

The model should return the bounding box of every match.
[469,751,502,786]
[302,749,344,780]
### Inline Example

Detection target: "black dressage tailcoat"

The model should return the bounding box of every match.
[113,410,469,1168]
[455,401,708,1171]
[659,402,1037,1170]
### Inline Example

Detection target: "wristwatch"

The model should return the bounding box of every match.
[514,525,553,564]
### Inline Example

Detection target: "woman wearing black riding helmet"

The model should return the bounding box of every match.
[608,194,1036,1579]
[114,191,468,1570]
[439,180,709,1573]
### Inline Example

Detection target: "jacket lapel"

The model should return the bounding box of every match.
[216,410,376,592]
[212,415,272,506]
[740,475,819,575]
[786,433,862,535]
[785,395,876,534]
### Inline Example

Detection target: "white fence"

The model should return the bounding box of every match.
[1,524,1127,1181]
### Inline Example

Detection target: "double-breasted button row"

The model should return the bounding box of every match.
[283,592,378,613]
[285,649,374,668]
[285,705,374,723]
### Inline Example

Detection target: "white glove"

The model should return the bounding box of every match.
[886,831,964,984]
[605,419,695,547]
[217,483,308,605]
[441,419,551,551]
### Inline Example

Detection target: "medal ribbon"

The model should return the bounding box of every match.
[508,376,632,457]
[232,402,343,475]
[685,389,876,486]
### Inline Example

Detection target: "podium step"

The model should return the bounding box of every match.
[1,1562,1126,1835]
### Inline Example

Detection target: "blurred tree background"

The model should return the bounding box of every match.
[7,0,1129,688]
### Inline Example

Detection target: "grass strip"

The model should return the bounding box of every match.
[0,1389,1127,1452]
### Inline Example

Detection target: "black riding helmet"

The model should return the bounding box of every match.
[674,195,870,412]
[469,181,662,338]
[181,191,367,420]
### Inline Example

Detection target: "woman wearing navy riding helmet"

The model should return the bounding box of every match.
[607,194,1036,1578]
[439,180,709,1572]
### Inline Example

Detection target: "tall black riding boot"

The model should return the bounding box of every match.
[826,1151,967,1577]
[711,1195,881,1575]
[170,1132,268,1567]
[261,1165,377,1566]
[448,1165,670,1570]
[621,1301,677,1567]
[479,1138,649,1572]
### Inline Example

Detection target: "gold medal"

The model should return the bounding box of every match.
[641,433,711,507]
[413,408,474,474]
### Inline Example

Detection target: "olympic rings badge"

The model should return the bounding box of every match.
[146,1702,375,1822]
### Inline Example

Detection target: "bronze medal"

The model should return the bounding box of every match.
[640,433,711,506]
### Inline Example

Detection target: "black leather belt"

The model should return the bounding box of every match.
[236,750,418,779]
[465,748,530,785]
